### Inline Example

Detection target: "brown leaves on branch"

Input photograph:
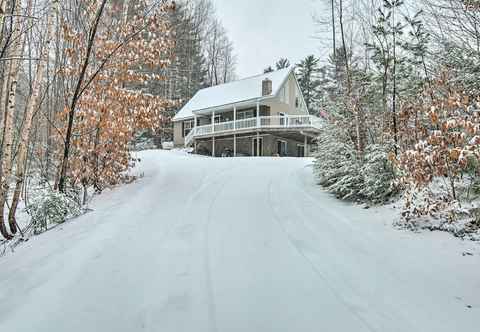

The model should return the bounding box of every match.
[55,1,176,192]
[398,71,480,210]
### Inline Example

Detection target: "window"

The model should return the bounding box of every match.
[295,97,300,108]
[183,120,194,137]
[237,110,254,120]
[277,140,288,156]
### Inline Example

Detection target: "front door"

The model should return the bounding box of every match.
[277,140,287,156]
[253,137,263,156]
[297,144,305,157]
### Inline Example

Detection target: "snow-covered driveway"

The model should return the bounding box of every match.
[1,150,479,332]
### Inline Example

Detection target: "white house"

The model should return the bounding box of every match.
[172,67,322,157]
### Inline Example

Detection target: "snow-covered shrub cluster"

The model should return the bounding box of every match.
[26,188,83,234]
[314,123,397,203]
[360,144,397,202]
[393,80,480,238]
[399,185,480,241]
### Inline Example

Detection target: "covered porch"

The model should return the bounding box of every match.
[184,101,322,155]
[193,131,317,158]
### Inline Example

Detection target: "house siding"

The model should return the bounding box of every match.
[265,73,308,116]
[173,121,185,147]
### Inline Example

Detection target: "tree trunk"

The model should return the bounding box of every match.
[391,1,399,155]
[0,0,25,240]
[338,0,364,152]
[331,0,337,78]
[58,0,108,193]
[8,0,59,232]
[0,0,7,46]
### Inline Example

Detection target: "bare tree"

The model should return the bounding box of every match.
[0,0,28,239]
[8,0,60,233]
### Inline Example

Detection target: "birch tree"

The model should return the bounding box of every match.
[0,0,27,240]
[7,0,60,233]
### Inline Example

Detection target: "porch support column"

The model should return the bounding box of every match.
[193,114,198,154]
[212,111,215,133]
[256,101,260,157]
[233,105,237,157]
[257,132,260,157]
[256,101,260,128]
[304,135,308,157]
[212,137,215,157]
[212,111,215,157]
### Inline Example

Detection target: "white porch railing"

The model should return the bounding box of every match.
[214,121,235,132]
[185,128,196,147]
[236,118,257,130]
[185,115,322,147]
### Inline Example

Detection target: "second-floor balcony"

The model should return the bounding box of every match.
[185,114,323,146]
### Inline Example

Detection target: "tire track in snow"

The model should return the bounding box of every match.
[274,175,419,331]
[277,166,436,331]
[266,178,380,332]
[193,162,243,332]
[289,167,437,321]
[139,159,235,331]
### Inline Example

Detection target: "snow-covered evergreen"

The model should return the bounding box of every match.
[26,189,83,234]
[360,144,397,203]
[314,123,397,203]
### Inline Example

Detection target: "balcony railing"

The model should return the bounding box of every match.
[185,115,322,146]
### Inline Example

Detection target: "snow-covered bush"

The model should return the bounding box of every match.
[315,125,354,181]
[314,123,397,203]
[26,188,83,234]
[314,124,364,200]
[398,185,480,240]
[359,144,398,203]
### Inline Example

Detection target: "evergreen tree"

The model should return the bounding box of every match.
[264,66,274,73]
[275,58,290,69]
[296,55,322,111]
[158,2,207,103]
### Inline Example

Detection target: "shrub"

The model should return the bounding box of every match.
[314,124,364,200]
[26,188,83,234]
[314,123,397,203]
[360,144,398,203]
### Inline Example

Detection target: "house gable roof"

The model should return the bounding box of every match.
[173,67,294,121]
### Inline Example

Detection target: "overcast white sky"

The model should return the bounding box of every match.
[211,0,329,78]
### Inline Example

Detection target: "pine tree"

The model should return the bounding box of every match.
[264,66,274,73]
[275,58,290,69]
[296,55,322,111]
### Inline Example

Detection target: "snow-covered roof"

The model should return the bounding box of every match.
[173,67,293,121]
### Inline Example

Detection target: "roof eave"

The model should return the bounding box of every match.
[173,95,277,121]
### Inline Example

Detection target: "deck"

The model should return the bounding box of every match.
[185,115,323,146]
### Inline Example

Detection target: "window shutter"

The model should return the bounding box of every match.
[182,122,185,137]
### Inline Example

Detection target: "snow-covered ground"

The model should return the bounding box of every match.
[0,150,479,332]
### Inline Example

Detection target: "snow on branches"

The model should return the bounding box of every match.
[57,0,176,192]
[397,72,480,232]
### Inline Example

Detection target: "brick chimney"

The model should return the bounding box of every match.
[262,78,272,96]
